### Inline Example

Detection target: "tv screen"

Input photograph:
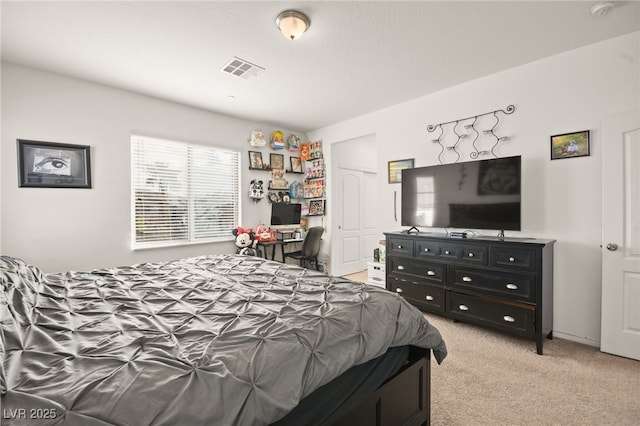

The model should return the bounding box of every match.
[401,156,521,231]
[270,203,302,227]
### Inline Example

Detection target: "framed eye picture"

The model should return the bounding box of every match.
[388,158,414,183]
[17,139,92,188]
[550,130,590,160]
[249,151,264,169]
[290,156,303,173]
[270,153,284,170]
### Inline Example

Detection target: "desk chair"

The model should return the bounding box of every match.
[283,226,324,270]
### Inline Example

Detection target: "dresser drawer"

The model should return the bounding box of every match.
[388,277,445,313]
[388,257,445,285]
[387,237,414,257]
[447,292,534,337]
[490,247,536,272]
[450,266,535,302]
[415,240,487,265]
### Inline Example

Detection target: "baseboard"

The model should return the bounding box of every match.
[552,331,600,348]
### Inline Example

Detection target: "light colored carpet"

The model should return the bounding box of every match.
[343,270,640,425]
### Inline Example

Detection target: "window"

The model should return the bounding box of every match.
[131,135,240,248]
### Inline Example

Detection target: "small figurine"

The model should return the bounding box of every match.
[249,129,267,147]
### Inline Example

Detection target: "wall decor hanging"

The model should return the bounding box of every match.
[427,104,516,164]
[388,158,414,184]
[248,179,265,202]
[269,169,288,189]
[300,142,311,161]
[550,130,590,160]
[270,130,285,150]
[290,156,303,173]
[249,151,264,169]
[289,181,303,199]
[17,139,92,188]
[249,129,266,147]
[270,153,284,170]
[287,134,301,151]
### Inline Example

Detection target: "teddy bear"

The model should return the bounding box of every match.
[232,227,258,256]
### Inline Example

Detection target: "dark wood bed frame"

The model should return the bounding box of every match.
[334,347,431,426]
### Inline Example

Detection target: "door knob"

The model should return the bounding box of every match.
[606,243,618,251]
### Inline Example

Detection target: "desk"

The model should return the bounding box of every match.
[257,239,304,262]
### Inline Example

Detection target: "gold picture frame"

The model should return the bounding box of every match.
[388,158,414,183]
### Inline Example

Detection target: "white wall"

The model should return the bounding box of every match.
[308,32,640,346]
[1,63,305,272]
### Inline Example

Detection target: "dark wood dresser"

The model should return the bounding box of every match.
[384,232,555,354]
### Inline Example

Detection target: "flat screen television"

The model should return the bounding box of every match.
[401,156,521,231]
[270,203,302,229]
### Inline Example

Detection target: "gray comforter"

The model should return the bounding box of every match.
[0,254,446,425]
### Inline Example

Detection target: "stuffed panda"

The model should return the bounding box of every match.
[232,227,258,256]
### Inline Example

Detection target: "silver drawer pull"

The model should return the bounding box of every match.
[372,277,382,282]
[426,295,434,301]
[398,245,403,249]
[459,304,469,311]
[445,250,451,255]
[503,315,516,323]
[424,248,429,252]
[468,253,474,257]
[509,257,515,262]
[506,283,519,290]
[396,288,403,293]
[397,265,405,270]
[462,276,473,282]
[427,270,436,276]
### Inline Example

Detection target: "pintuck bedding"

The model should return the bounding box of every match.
[0,254,446,425]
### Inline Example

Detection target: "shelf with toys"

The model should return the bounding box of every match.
[246,128,326,220]
[299,141,326,215]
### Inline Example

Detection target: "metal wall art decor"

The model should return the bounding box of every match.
[550,130,590,160]
[427,104,516,164]
[17,139,92,188]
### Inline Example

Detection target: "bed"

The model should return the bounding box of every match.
[1,254,446,425]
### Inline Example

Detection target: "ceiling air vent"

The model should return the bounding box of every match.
[221,57,265,79]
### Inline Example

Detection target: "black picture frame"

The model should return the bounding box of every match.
[550,130,590,160]
[388,158,414,183]
[17,139,92,188]
[290,156,303,173]
[249,150,264,169]
[270,153,284,170]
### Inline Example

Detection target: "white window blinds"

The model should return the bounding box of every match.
[131,135,240,248]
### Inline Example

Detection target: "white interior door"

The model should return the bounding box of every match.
[333,167,378,276]
[601,109,640,360]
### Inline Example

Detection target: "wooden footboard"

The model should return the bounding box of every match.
[334,347,431,426]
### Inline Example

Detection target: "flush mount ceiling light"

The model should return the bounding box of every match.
[590,1,616,16]
[275,10,310,41]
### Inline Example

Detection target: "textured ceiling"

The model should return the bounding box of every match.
[2,1,639,132]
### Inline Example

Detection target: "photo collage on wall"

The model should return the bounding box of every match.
[247,130,324,213]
